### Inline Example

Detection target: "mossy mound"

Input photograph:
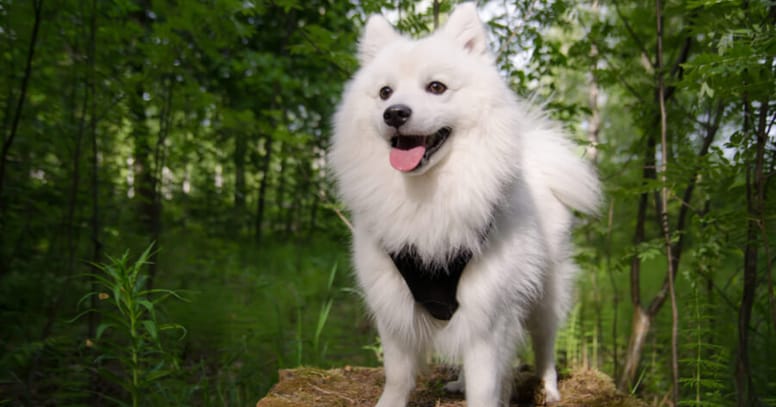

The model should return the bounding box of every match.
[256,365,646,406]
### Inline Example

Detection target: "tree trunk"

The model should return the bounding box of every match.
[618,125,656,391]
[586,0,600,164]
[654,1,679,401]
[128,1,155,244]
[619,306,651,392]
[234,132,247,218]
[0,0,43,276]
[308,188,319,236]
[736,219,757,407]
[284,160,302,237]
[146,78,173,291]
[255,134,273,242]
[617,7,697,388]
[735,90,768,407]
[66,55,90,278]
[130,83,155,226]
[87,0,101,341]
[274,141,288,237]
[0,0,43,202]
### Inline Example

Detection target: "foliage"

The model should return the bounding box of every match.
[0,0,774,405]
[74,244,187,406]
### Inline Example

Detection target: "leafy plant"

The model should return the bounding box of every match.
[73,244,187,406]
[293,262,339,367]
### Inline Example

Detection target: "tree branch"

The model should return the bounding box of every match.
[648,101,721,316]
[613,0,654,69]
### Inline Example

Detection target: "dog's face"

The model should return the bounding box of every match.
[349,3,497,175]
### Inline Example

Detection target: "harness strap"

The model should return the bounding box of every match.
[389,248,472,320]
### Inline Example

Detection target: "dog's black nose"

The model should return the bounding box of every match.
[383,104,412,128]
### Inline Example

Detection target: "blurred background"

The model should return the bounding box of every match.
[0,0,774,405]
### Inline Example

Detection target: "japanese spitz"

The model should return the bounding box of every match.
[329,3,600,406]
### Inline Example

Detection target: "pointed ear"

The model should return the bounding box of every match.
[442,2,488,56]
[358,15,402,65]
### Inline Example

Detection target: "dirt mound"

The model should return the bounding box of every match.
[256,365,646,406]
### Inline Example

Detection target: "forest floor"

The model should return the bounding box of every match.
[256,365,647,406]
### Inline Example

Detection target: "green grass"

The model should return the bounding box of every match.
[151,228,376,404]
[0,224,376,406]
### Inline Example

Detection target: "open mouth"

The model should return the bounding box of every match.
[389,127,451,172]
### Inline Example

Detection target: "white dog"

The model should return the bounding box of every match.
[329,3,600,406]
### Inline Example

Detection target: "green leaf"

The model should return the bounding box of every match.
[699,81,715,99]
[96,322,115,340]
[142,320,159,341]
[137,299,155,315]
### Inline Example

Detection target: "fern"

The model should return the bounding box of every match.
[678,267,731,407]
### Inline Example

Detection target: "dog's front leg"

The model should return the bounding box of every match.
[375,327,419,407]
[462,339,513,407]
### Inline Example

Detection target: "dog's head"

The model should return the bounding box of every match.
[347,3,502,175]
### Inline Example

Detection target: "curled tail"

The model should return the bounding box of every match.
[528,128,602,216]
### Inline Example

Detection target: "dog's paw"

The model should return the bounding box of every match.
[443,378,465,394]
[543,383,561,404]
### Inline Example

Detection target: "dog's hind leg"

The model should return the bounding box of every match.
[528,260,576,403]
[530,325,560,403]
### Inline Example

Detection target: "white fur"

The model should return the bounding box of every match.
[329,3,600,406]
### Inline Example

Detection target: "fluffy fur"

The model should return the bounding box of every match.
[329,3,600,406]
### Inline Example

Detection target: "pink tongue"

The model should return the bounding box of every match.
[389,146,426,172]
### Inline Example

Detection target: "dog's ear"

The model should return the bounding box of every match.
[359,15,401,65]
[442,2,488,56]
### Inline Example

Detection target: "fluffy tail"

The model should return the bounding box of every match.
[531,129,602,216]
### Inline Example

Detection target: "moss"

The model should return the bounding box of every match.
[257,365,647,406]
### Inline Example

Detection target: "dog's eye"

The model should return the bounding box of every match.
[379,86,393,100]
[426,81,447,95]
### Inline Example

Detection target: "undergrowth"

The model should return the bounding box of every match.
[0,231,373,406]
[72,244,187,406]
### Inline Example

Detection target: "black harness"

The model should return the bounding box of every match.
[389,247,472,320]
[388,222,493,321]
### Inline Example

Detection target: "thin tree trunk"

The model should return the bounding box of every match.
[621,306,650,391]
[619,108,719,392]
[736,89,768,407]
[234,132,247,219]
[255,133,273,242]
[654,1,680,402]
[0,0,43,276]
[87,0,101,341]
[587,0,603,370]
[0,0,43,202]
[619,131,655,392]
[737,201,757,407]
[253,13,293,243]
[66,52,90,278]
[605,199,619,379]
[131,82,155,225]
[587,0,601,164]
[308,188,320,236]
[284,161,299,237]
[275,141,288,236]
[146,78,173,291]
[619,7,696,389]
[127,0,155,257]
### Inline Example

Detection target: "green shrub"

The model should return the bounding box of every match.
[74,244,187,406]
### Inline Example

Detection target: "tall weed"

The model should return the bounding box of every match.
[73,244,187,406]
